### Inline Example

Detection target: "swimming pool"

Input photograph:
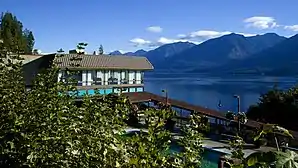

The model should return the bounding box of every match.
[168,141,222,168]
[122,130,223,168]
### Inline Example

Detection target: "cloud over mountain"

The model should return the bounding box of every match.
[129,38,151,46]
[129,16,298,49]
[284,25,298,31]
[244,16,278,29]
[146,26,163,33]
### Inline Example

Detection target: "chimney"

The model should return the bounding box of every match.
[69,49,86,54]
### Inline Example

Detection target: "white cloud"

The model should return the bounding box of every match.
[157,37,177,44]
[235,32,257,37]
[244,16,277,29]
[130,38,151,46]
[140,37,199,48]
[284,25,298,31]
[177,30,254,41]
[130,28,257,48]
[146,26,163,33]
[177,34,187,38]
[189,30,232,39]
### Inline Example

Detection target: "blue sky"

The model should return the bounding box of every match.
[1,0,298,54]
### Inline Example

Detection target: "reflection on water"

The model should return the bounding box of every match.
[144,73,298,112]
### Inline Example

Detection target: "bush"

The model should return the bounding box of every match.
[0,48,205,167]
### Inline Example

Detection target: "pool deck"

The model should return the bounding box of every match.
[201,138,275,158]
[125,128,276,158]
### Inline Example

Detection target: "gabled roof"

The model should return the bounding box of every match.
[1,54,43,65]
[54,54,154,70]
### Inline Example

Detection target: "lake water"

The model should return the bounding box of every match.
[144,73,298,112]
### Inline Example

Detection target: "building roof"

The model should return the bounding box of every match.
[55,54,154,70]
[1,54,43,65]
[21,55,43,64]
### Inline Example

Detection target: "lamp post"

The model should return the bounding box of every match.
[233,95,241,132]
[162,89,168,105]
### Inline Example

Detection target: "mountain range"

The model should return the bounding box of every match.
[109,32,298,76]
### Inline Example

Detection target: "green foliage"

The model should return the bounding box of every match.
[124,107,173,167]
[275,150,298,168]
[226,111,235,120]
[247,85,298,131]
[175,111,204,168]
[98,45,104,55]
[245,151,275,168]
[237,112,247,124]
[23,29,35,54]
[254,124,293,142]
[245,150,298,168]
[254,124,293,151]
[0,12,35,54]
[1,35,204,167]
[227,124,298,168]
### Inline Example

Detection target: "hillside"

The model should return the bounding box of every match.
[220,34,298,75]
[162,33,286,71]
[109,50,122,55]
[124,49,147,56]
[144,42,196,69]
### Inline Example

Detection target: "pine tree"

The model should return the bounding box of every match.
[98,44,104,55]
[23,29,35,54]
[0,12,35,54]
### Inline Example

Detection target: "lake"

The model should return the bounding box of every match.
[144,73,298,112]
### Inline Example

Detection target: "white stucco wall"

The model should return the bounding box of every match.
[136,71,141,84]
[129,71,135,84]
[82,70,87,86]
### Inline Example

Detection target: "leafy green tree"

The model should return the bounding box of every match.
[123,107,204,168]
[1,38,205,167]
[227,124,298,168]
[254,124,293,151]
[247,86,298,131]
[1,13,205,167]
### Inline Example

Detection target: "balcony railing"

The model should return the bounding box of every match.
[68,79,144,86]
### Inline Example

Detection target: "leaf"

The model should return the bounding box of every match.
[246,151,276,166]
[275,150,298,168]
[254,130,265,141]
[275,125,293,139]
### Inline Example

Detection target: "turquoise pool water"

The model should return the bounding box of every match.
[122,131,222,168]
[169,142,221,168]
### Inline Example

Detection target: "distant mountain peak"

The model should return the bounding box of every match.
[123,49,147,56]
[222,33,245,38]
[263,32,279,36]
[109,50,122,55]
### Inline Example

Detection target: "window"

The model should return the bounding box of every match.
[128,71,136,84]
[95,70,103,85]
[74,71,83,86]
[63,70,83,86]
[121,70,129,84]
[108,70,118,85]
[136,71,141,84]
[141,72,144,84]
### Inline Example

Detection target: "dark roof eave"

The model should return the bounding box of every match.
[57,67,154,70]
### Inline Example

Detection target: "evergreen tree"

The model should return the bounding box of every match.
[0,12,34,54]
[98,44,104,55]
[23,29,35,54]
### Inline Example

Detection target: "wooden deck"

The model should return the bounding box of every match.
[123,91,262,128]
[124,91,226,120]
[124,92,298,140]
